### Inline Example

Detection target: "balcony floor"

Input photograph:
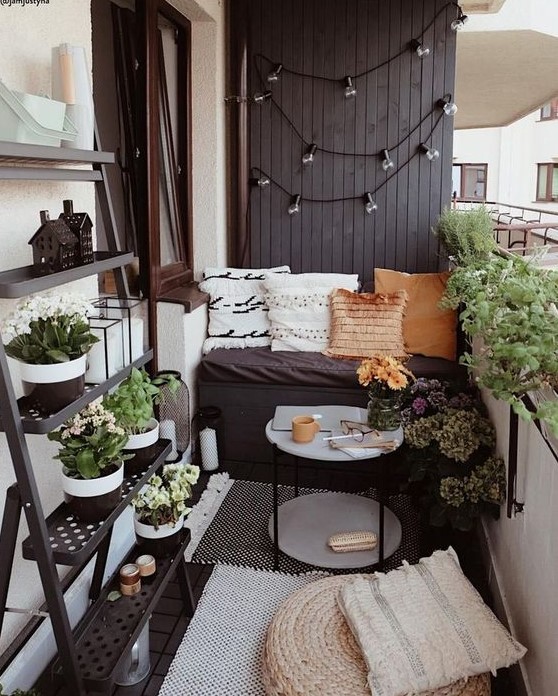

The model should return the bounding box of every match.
[34,460,517,696]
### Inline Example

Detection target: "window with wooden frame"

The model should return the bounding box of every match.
[540,98,558,121]
[451,164,488,201]
[136,0,193,299]
[536,163,558,202]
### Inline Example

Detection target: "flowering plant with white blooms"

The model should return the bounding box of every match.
[131,463,200,529]
[2,293,99,365]
[48,401,133,479]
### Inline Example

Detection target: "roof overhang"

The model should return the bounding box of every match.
[455,30,558,129]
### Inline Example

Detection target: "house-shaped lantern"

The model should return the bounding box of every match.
[28,210,79,274]
[59,199,94,265]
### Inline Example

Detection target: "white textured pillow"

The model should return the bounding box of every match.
[263,273,359,351]
[199,266,290,353]
[338,547,526,696]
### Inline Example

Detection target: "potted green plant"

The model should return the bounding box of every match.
[48,401,133,522]
[433,206,497,265]
[131,462,200,558]
[103,367,179,471]
[2,293,99,414]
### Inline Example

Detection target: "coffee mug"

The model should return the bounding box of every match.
[291,415,320,443]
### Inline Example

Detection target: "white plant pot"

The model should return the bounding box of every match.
[19,354,87,383]
[134,513,185,558]
[20,354,88,415]
[125,418,159,450]
[61,463,124,522]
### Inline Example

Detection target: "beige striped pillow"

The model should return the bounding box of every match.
[324,288,408,359]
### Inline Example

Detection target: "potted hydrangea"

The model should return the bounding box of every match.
[356,356,414,431]
[48,401,134,522]
[2,293,99,414]
[131,462,200,557]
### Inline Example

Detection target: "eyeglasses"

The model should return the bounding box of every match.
[340,420,378,442]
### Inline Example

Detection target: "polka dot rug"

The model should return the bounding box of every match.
[158,565,318,696]
[184,474,421,575]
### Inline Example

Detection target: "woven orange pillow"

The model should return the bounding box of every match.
[323,288,408,360]
[374,268,457,361]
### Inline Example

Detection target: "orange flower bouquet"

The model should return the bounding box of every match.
[357,356,415,430]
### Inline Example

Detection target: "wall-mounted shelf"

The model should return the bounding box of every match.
[22,440,171,565]
[0,141,115,166]
[0,251,133,298]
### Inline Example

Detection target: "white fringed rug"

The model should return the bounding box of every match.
[158,565,319,696]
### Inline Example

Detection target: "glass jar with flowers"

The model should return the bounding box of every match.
[131,463,200,558]
[356,356,414,431]
[2,293,99,415]
[48,401,134,522]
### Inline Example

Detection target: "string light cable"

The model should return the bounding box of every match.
[255,2,464,84]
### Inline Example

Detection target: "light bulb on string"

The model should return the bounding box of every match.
[267,63,283,82]
[451,8,468,31]
[410,39,430,58]
[344,76,357,98]
[364,193,378,214]
[288,194,301,215]
[249,176,271,188]
[302,143,318,166]
[380,149,395,172]
[419,143,440,161]
[437,94,458,116]
[253,90,272,104]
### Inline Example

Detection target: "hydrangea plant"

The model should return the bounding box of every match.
[2,293,98,364]
[400,378,506,531]
[131,463,200,529]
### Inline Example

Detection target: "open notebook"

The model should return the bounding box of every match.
[271,405,365,431]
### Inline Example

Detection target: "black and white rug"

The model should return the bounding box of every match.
[184,473,421,574]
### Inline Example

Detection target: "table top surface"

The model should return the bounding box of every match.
[265,406,403,462]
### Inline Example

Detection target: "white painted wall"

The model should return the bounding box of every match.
[0,0,226,686]
[481,392,558,696]
[462,0,558,35]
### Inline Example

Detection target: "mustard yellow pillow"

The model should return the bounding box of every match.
[324,288,408,360]
[374,269,457,361]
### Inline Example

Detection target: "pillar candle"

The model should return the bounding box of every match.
[86,322,124,384]
[160,419,178,461]
[199,427,219,471]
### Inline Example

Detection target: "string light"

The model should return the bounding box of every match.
[380,149,395,172]
[267,63,283,82]
[451,7,468,31]
[364,193,378,214]
[253,90,272,104]
[288,194,301,215]
[438,94,458,116]
[249,176,271,188]
[410,39,430,58]
[302,143,318,166]
[344,76,356,98]
[420,143,440,161]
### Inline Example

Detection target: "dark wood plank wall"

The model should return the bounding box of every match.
[229,0,457,283]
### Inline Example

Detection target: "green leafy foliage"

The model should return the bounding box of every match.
[48,402,133,479]
[0,685,41,696]
[4,316,98,364]
[433,206,497,265]
[103,368,179,434]
[442,252,558,436]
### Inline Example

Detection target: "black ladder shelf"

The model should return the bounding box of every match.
[0,141,195,695]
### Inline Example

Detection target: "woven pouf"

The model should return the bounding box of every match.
[262,575,491,696]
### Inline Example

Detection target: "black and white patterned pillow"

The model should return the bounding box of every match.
[199,266,290,353]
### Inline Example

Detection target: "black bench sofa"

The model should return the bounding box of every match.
[198,347,466,464]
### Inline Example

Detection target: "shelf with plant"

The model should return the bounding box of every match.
[434,207,558,437]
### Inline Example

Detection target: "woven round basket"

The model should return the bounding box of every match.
[262,575,491,696]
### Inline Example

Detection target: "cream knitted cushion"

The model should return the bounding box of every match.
[338,547,527,696]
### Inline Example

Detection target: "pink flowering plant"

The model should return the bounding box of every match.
[48,402,133,479]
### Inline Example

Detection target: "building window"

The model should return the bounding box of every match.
[536,163,558,202]
[540,98,558,121]
[452,164,488,201]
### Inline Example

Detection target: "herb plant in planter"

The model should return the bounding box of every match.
[48,402,133,522]
[103,367,179,472]
[2,294,99,415]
